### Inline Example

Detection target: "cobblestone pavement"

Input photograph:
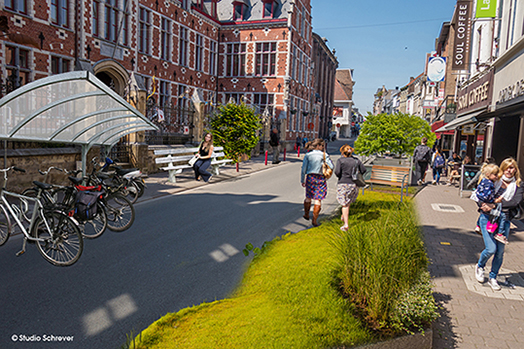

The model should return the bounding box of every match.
[415,183,524,349]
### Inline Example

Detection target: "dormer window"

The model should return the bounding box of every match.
[262,0,275,18]
[233,0,248,21]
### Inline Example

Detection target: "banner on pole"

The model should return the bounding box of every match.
[476,0,497,18]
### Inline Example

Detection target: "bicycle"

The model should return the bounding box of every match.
[22,167,108,239]
[84,158,135,232]
[0,167,83,266]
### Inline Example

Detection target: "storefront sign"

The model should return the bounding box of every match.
[427,56,446,82]
[456,70,493,114]
[493,51,524,108]
[476,0,497,18]
[497,79,524,105]
[452,0,473,70]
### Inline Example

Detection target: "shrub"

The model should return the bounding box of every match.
[330,201,432,336]
[391,271,438,334]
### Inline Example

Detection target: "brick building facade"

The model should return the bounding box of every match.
[0,0,336,151]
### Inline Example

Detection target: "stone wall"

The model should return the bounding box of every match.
[1,147,100,193]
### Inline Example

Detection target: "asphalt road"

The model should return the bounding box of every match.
[0,138,350,348]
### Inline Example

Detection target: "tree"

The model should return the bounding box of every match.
[354,112,435,156]
[209,102,262,163]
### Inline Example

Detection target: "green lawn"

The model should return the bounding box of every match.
[126,191,432,349]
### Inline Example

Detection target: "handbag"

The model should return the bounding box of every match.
[352,160,367,187]
[322,151,333,179]
[188,155,198,166]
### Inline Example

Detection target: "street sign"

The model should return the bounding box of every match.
[183,126,189,135]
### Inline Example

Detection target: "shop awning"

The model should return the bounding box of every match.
[435,109,486,132]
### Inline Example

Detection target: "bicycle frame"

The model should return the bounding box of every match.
[0,187,52,252]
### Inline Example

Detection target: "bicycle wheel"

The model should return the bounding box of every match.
[81,202,107,239]
[105,194,135,232]
[32,211,83,266]
[123,180,139,204]
[0,204,11,246]
[135,180,145,198]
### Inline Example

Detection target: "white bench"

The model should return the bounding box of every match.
[154,146,233,183]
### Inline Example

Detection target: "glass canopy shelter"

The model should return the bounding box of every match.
[0,71,157,173]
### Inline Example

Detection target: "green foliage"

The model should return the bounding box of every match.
[242,241,271,257]
[354,112,436,156]
[330,200,432,336]
[391,271,439,334]
[209,102,262,163]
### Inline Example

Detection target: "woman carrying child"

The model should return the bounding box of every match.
[475,158,523,291]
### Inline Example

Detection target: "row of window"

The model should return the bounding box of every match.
[226,42,278,77]
[4,45,72,89]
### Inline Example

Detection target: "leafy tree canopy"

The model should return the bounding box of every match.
[209,102,261,163]
[354,112,436,156]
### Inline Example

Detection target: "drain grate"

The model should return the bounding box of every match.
[431,203,465,213]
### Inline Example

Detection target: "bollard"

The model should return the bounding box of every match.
[265,150,268,165]
[236,162,239,172]
[283,148,286,161]
[297,146,300,157]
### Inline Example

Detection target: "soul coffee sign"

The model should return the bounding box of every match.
[452,0,472,70]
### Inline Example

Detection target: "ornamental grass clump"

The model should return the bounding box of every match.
[331,201,434,336]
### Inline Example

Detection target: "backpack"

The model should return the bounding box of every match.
[74,191,101,221]
[433,155,445,169]
[415,146,430,163]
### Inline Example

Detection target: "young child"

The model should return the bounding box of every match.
[474,164,507,244]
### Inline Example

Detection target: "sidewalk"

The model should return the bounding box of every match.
[415,183,524,348]
[138,152,303,203]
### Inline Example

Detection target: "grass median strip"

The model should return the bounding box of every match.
[126,191,435,348]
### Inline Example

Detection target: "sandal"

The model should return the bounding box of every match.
[340,225,348,232]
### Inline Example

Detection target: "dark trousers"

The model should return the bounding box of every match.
[415,161,428,183]
[272,145,280,163]
[193,158,212,182]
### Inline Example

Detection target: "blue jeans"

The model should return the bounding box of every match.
[193,158,212,182]
[477,212,509,279]
[432,167,442,184]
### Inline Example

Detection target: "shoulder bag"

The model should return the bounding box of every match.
[322,151,333,179]
[188,155,198,166]
[352,159,367,187]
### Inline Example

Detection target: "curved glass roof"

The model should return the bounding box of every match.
[0,71,157,147]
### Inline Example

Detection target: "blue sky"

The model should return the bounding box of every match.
[311,0,458,114]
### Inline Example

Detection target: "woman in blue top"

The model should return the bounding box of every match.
[301,138,334,226]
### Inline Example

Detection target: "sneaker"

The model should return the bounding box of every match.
[475,265,485,283]
[474,225,481,235]
[494,233,508,244]
[488,278,501,291]
[340,225,348,232]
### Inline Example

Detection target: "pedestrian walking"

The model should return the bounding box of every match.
[474,158,523,291]
[473,164,506,243]
[334,145,366,231]
[295,135,302,151]
[413,137,432,185]
[302,136,308,148]
[431,148,445,185]
[301,138,334,227]
[192,133,214,182]
[269,129,280,164]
